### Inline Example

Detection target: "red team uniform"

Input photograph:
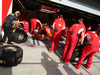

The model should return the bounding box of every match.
[76,31,99,69]
[63,22,86,63]
[31,18,41,34]
[20,21,29,33]
[86,24,92,31]
[50,18,66,52]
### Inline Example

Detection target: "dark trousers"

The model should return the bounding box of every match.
[2,27,13,44]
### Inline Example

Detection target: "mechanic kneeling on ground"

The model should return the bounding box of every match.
[2,11,20,44]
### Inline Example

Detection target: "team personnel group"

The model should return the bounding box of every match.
[49,15,99,69]
[2,11,100,69]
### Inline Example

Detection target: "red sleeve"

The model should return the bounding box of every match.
[63,21,66,27]
[68,24,76,31]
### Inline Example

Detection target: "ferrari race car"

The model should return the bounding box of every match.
[31,24,52,43]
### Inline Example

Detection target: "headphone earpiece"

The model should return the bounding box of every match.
[17,12,20,15]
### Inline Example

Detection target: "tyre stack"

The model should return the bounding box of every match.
[0,45,23,67]
[0,29,25,67]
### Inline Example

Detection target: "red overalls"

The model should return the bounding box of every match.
[24,13,29,20]
[76,31,99,69]
[86,24,92,31]
[20,21,29,33]
[50,18,66,52]
[63,23,86,63]
[31,18,41,34]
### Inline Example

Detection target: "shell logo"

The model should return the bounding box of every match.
[75,24,78,26]
[59,24,61,26]
[95,34,98,37]
[48,31,50,33]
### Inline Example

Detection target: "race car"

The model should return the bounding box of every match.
[31,24,52,43]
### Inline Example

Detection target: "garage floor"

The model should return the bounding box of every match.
[0,33,100,75]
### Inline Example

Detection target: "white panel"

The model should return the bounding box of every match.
[0,0,2,32]
[50,0,100,16]
[8,0,13,15]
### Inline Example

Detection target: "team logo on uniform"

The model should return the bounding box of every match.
[10,14,14,16]
[75,24,78,26]
[95,34,98,37]
[59,24,61,26]
[46,29,50,33]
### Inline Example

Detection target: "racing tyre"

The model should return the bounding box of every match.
[12,29,28,43]
[0,45,23,67]
[70,46,88,62]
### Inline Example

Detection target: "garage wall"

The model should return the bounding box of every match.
[69,0,100,11]
[50,0,100,16]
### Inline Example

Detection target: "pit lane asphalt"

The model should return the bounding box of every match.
[0,33,100,75]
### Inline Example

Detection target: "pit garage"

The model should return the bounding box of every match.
[12,0,100,61]
[13,0,100,30]
[0,0,100,74]
[12,0,100,47]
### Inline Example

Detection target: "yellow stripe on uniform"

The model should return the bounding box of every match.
[75,24,78,26]
[13,29,16,32]
[10,14,14,16]
[95,34,98,37]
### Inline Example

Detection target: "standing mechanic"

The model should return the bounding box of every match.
[2,11,20,44]
[50,15,66,52]
[31,18,42,35]
[76,31,99,69]
[86,24,92,31]
[62,18,86,63]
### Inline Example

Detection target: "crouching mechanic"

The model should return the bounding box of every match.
[2,11,20,44]
[50,15,66,52]
[76,31,99,69]
[62,18,86,63]
[31,18,42,35]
